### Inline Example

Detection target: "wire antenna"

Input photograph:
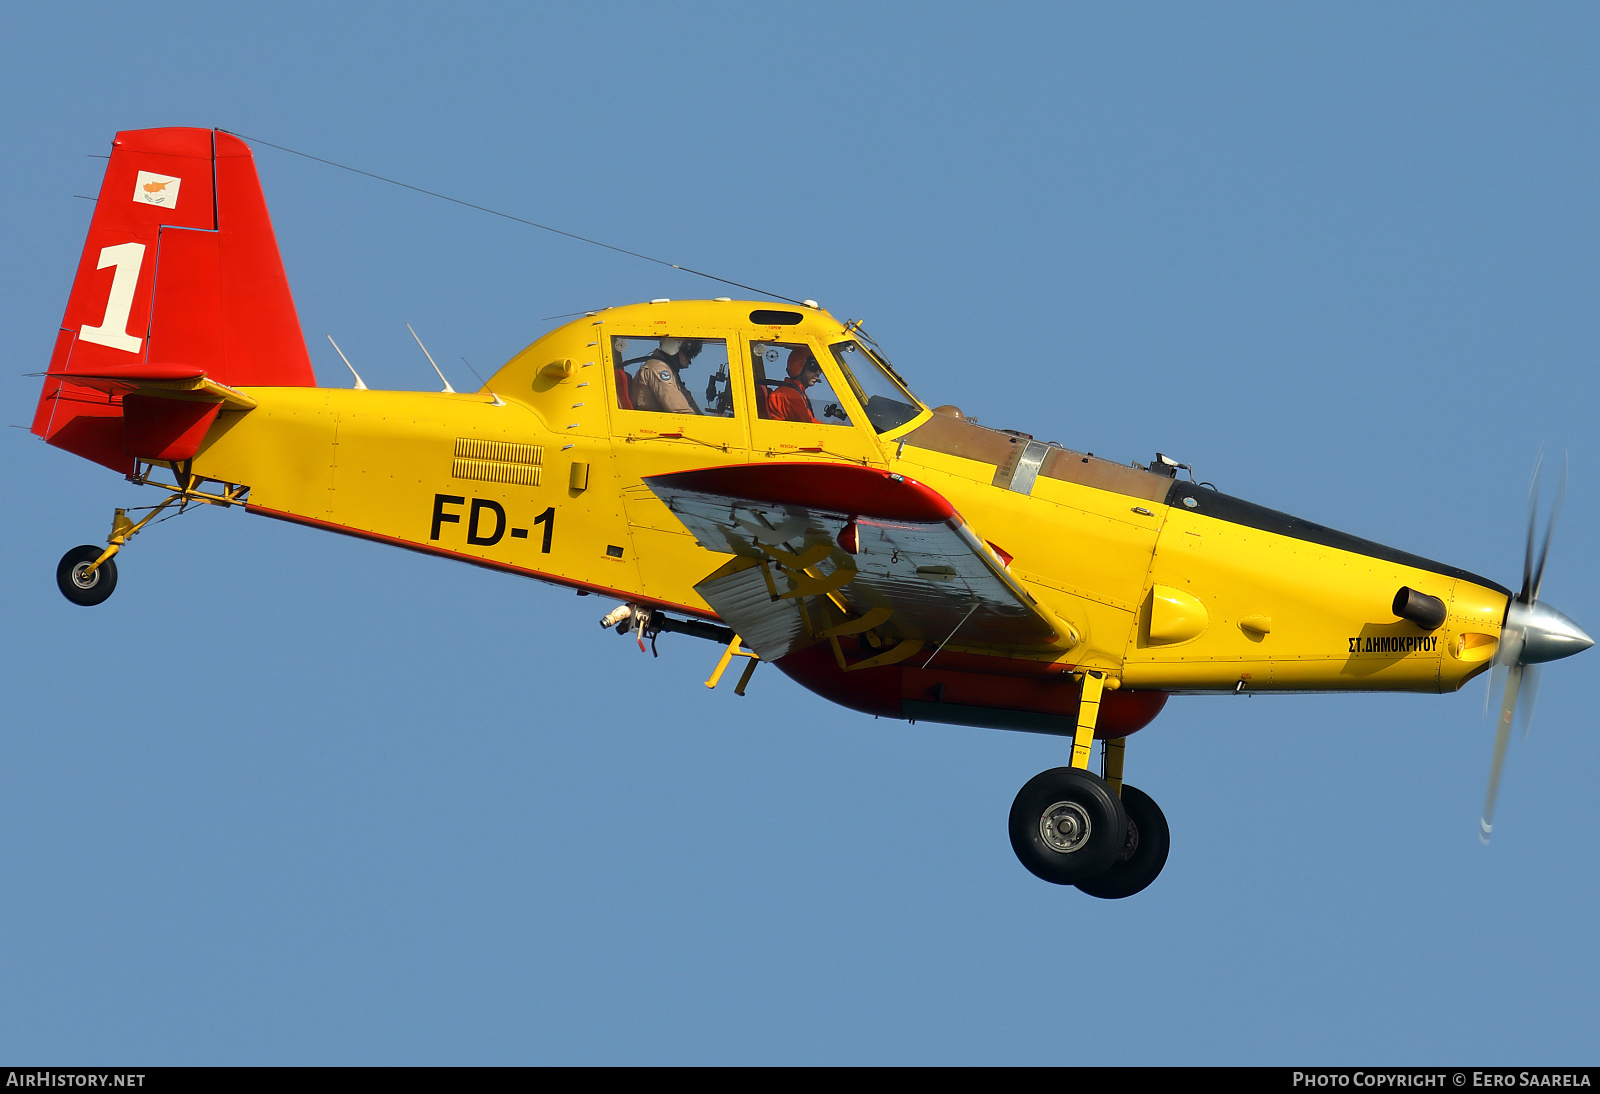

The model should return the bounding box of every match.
[325,335,368,390]
[222,129,807,306]
[406,323,455,393]
[461,356,505,407]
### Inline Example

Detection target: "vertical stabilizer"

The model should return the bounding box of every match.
[33,127,315,473]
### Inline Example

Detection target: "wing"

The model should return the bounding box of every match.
[643,463,1080,666]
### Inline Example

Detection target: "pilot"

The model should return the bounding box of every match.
[631,338,704,414]
[766,348,823,423]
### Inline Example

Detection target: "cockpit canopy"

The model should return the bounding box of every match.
[526,301,928,436]
[827,338,921,434]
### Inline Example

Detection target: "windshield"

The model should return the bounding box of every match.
[829,339,924,434]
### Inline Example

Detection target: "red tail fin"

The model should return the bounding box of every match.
[33,127,315,473]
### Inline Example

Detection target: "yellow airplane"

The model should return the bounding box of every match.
[34,128,1593,898]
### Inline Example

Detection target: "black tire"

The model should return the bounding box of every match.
[1008,767,1128,885]
[1075,785,1170,900]
[56,545,117,607]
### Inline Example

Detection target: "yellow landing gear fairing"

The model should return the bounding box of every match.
[32,128,1594,897]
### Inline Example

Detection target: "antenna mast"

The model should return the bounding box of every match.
[325,335,368,390]
[406,323,455,393]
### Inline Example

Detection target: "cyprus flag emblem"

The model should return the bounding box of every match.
[133,171,181,208]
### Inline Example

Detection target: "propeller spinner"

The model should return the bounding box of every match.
[1480,457,1592,842]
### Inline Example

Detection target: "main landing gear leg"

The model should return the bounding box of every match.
[1008,671,1127,885]
[1102,734,1126,795]
[1008,672,1172,897]
[1069,670,1104,770]
[1074,733,1171,900]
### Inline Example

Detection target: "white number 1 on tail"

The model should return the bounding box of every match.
[78,242,146,354]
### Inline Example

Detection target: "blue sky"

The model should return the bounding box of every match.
[2,2,1597,1064]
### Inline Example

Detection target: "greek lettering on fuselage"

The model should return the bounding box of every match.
[1346,635,1439,654]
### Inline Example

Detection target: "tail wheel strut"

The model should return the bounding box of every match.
[52,468,249,607]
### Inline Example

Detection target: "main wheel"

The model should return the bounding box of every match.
[56,545,117,607]
[1075,784,1170,899]
[1008,767,1128,885]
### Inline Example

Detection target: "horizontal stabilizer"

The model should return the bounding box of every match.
[53,365,258,410]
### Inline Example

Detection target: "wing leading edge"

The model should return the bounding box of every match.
[642,463,1080,668]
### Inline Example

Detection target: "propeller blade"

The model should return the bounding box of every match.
[1521,455,1541,602]
[1481,661,1524,843]
[1483,660,1507,719]
[1480,452,1577,841]
[1530,454,1567,604]
[1517,663,1542,741]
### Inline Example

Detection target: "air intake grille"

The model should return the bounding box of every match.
[455,438,542,464]
[452,438,542,487]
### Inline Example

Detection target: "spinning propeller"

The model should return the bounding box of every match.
[1480,456,1592,843]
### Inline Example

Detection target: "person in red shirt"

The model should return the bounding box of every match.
[766,348,824,423]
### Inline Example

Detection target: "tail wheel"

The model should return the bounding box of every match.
[56,545,118,607]
[1074,784,1170,899]
[1008,767,1127,885]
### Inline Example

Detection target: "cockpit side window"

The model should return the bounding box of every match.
[828,340,922,433]
[750,341,853,426]
[611,336,734,417]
